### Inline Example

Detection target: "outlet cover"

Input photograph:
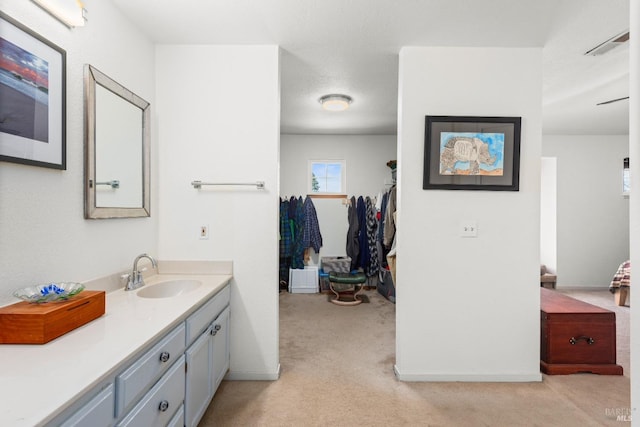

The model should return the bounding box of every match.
[459,221,478,238]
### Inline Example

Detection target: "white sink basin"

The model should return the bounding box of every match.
[137,280,202,299]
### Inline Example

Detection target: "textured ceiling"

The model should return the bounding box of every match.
[111,0,630,135]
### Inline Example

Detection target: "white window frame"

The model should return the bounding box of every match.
[307,159,346,195]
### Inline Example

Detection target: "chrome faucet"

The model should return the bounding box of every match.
[124,253,158,291]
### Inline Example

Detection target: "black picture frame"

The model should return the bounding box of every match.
[423,115,521,191]
[0,12,66,170]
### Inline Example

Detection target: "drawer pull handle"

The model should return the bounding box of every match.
[158,400,170,412]
[569,336,595,345]
[159,351,171,363]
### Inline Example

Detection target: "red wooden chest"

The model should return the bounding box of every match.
[540,288,622,375]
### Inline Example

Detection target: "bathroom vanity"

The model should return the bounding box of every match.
[0,261,232,427]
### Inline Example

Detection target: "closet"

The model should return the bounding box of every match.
[279,156,397,303]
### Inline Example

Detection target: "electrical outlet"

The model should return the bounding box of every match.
[459,221,478,238]
[199,225,209,240]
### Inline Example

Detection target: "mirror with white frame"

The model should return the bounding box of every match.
[84,64,150,219]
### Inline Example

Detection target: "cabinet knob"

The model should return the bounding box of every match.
[211,329,217,336]
[214,324,222,331]
[158,400,170,412]
[159,351,171,363]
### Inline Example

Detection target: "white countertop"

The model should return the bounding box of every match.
[0,272,232,427]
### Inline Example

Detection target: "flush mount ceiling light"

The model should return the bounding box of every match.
[319,94,353,112]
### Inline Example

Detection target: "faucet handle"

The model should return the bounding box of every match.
[120,273,131,282]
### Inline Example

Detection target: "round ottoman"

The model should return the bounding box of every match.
[328,272,367,306]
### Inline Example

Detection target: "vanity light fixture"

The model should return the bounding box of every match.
[31,0,87,28]
[319,94,353,112]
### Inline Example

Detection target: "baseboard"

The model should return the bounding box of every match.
[393,365,542,382]
[225,364,281,381]
[556,286,610,291]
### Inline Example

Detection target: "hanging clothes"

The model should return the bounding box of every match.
[356,196,369,271]
[377,190,389,268]
[383,186,397,249]
[346,196,359,271]
[365,196,379,277]
[279,198,292,283]
[291,196,306,269]
[302,197,322,253]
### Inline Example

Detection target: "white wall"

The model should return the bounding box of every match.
[155,45,280,379]
[629,0,639,421]
[280,134,396,260]
[542,135,629,287]
[396,47,542,381]
[540,157,557,273]
[0,0,158,305]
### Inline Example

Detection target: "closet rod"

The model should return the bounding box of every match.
[191,180,265,190]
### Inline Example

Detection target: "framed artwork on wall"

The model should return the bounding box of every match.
[0,12,66,170]
[423,115,521,191]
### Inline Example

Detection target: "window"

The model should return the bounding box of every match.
[308,160,346,195]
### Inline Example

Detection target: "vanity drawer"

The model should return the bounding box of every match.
[167,404,184,427]
[116,323,186,417]
[116,355,185,427]
[185,285,230,345]
[60,383,114,427]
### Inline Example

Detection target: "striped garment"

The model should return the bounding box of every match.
[365,196,379,277]
[609,260,631,292]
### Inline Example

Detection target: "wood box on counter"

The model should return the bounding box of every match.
[540,288,622,375]
[0,291,105,344]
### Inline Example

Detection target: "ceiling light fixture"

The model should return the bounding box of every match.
[319,94,352,112]
[31,0,87,28]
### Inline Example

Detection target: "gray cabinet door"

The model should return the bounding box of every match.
[184,325,213,427]
[211,306,230,390]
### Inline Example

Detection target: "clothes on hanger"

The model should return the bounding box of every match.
[302,196,322,253]
[365,196,379,277]
[383,185,397,249]
[346,195,359,270]
[278,195,323,287]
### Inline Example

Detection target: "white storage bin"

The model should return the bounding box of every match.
[288,267,318,293]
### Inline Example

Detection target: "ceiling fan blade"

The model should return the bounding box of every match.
[596,96,629,106]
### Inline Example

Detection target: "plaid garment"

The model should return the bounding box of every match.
[279,199,293,282]
[279,199,292,257]
[302,196,323,253]
[291,196,306,269]
[609,260,631,292]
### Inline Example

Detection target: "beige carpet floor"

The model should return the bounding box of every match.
[200,289,630,426]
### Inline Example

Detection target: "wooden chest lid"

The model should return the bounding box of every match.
[540,287,611,315]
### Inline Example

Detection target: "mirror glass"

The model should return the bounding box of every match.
[84,64,150,219]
